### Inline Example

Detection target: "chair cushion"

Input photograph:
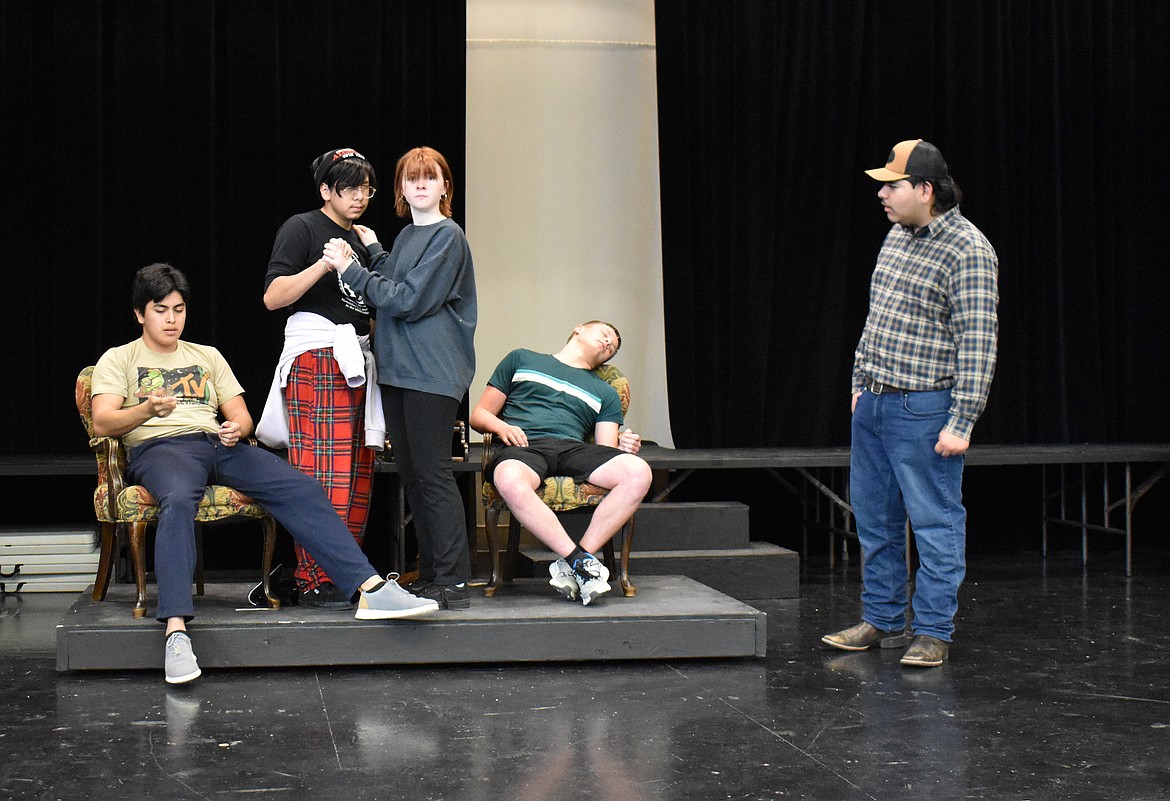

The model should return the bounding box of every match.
[94,484,269,523]
[482,475,611,513]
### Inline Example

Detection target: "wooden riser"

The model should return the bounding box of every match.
[56,576,766,672]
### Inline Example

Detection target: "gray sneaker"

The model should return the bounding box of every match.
[355,574,441,620]
[164,631,201,685]
[548,559,580,601]
[571,556,611,606]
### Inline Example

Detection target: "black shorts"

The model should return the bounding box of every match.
[485,438,621,484]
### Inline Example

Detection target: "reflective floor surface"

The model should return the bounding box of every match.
[2,550,1168,801]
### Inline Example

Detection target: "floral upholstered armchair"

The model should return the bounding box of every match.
[75,366,279,618]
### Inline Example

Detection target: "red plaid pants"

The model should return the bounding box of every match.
[285,349,375,591]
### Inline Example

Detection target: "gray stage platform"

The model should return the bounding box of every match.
[55,575,766,672]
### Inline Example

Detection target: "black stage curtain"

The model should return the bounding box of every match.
[655,1,1170,448]
[0,0,465,455]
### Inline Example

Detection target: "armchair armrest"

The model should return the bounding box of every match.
[481,432,495,474]
[89,436,128,522]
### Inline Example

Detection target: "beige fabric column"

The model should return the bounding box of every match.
[465,0,673,446]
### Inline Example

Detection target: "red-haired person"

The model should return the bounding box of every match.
[324,146,477,610]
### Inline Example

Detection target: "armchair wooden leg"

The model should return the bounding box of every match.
[260,516,280,609]
[129,522,148,618]
[92,522,118,602]
[598,520,636,597]
[601,539,618,583]
[483,507,503,597]
[619,516,636,597]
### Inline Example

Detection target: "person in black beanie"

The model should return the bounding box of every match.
[258,148,384,610]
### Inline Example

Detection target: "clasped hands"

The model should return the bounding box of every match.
[321,239,356,272]
[322,224,379,272]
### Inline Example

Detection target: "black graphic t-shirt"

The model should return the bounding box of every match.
[264,210,372,334]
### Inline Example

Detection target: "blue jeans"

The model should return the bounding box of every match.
[850,389,967,641]
[128,434,379,621]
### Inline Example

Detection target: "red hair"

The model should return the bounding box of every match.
[394,146,454,219]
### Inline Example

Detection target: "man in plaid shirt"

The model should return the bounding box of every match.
[823,139,999,668]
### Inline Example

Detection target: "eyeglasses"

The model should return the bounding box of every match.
[336,185,377,200]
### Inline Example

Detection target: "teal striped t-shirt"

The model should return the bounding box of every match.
[487,349,623,441]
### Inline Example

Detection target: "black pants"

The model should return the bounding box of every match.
[382,386,470,585]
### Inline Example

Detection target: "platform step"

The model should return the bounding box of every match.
[521,541,800,600]
[3,575,95,593]
[557,502,750,550]
[56,576,766,672]
[1,545,101,579]
[0,526,98,556]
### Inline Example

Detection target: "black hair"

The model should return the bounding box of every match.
[132,263,190,313]
[910,175,963,214]
[324,157,377,192]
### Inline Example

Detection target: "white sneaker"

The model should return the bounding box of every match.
[571,556,611,606]
[164,631,201,684]
[355,574,441,620]
[548,559,580,601]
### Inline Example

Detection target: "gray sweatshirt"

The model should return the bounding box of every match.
[341,217,477,400]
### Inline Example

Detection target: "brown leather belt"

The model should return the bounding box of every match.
[862,377,915,395]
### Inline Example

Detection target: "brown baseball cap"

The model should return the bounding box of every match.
[865,139,949,181]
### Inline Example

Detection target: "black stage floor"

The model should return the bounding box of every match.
[3,550,1169,801]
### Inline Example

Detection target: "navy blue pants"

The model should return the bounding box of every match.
[128,433,378,621]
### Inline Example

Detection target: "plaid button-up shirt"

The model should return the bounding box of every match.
[852,206,999,440]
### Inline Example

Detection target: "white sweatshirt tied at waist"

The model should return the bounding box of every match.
[256,311,386,450]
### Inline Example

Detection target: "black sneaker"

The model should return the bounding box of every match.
[299,582,356,609]
[418,583,471,610]
[403,577,436,596]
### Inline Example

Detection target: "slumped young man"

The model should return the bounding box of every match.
[469,321,651,606]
